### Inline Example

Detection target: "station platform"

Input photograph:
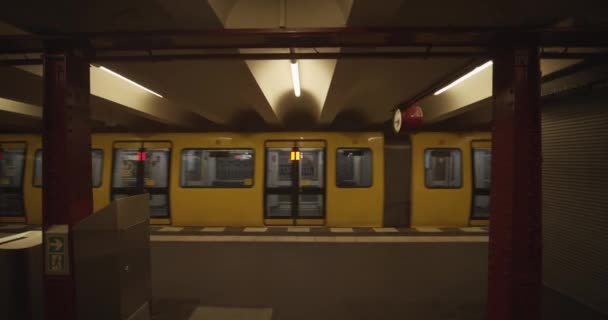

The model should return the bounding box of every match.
[1,223,489,243]
[2,224,603,320]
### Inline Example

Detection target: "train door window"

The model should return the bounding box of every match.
[264,141,326,224]
[336,148,372,187]
[265,148,293,218]
[180,149,254,187]
[297,148,324,218]
[111,143,172,218]
[472,149,491,219]
[33,149,104,187]
[112,149,140,189]
[143,149,170,217]
[0,146,26,217]
[266,149,293,188]
[91,150,104,187]
[424,149,462,188]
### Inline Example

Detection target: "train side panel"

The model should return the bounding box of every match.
[169,133,264,226]
[325,133,384,227]
[0,135,40,224]
[410,132,491,227]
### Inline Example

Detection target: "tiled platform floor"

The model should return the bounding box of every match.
[0,224,488,237]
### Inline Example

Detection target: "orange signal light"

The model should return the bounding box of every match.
[290,151,301,161]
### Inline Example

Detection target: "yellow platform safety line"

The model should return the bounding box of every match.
[150,235,489,243]
[243,227,268,233]
[157,226,184,232]
[373,227,399,233]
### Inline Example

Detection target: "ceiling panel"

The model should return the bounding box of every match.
[348,0,608,27]
[321,58,470,128]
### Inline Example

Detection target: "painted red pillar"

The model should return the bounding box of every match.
[42,46,93,319]
[487,45,542,320]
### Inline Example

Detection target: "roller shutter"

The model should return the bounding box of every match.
[542,88,608,315]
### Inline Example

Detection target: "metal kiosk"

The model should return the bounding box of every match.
[73,194,151,320]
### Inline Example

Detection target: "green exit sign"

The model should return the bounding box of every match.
[45,225,70,275]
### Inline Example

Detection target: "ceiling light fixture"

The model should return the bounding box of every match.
[434,60,493,96]
[290,61,301,97]
[97,66,163,98]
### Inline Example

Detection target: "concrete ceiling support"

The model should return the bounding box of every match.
[0,97,42,117]
[42,46,93,320]
[13,65,208,130]
[419,59,581,125]
[216,0,351,129]
[488,45,542,319]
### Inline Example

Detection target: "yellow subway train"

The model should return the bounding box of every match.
[0,131,490,227]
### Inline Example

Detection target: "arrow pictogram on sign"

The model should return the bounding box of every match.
[49,237,64,252]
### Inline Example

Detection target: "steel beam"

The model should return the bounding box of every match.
[488,45,542,319]
[1,50,605,66]
[42,46,93,320]
[1,27,607,55]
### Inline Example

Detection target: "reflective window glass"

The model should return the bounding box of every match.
[266,149,292,188]
[424,149,462,188]
[472,149,492,219]
[265,194,292,218]
[300,148,324,188]
[298,194,324,218]
[0,148,25,217]
[181,149,254,187]
[33,149,103,188]
[144,149,170,188]
[0,148,25,188]
[112,149,139,188]
[336,148,372,187]
[473,149,491,189]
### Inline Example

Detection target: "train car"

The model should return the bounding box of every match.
[0,131,490,228]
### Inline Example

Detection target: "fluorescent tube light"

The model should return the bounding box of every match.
[290,61,301,97]
[434,60,493,96]
[98,66,163,98]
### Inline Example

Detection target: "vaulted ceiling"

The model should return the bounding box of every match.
[1,0,607,133]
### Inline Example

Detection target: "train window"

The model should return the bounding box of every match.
[0,148,25,188]
[33,149,104,188]
[472,149,492,219]
[180,149,254,187]
[336,148,372,188]
[0,147,26,217]
[424,149,462,188]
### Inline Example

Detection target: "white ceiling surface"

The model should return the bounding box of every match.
[91,0,280,127]
[420,59,582,124]
[320,58,470,126]
[3,0,606,131]
[0,65,181,130]
[214,0,352,124]
[14,65,203,129]
[319,0,471,127]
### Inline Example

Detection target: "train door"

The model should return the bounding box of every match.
[470,140,492,221]
[264,141,326,225]
[111,141,171,219]
[383,138,412,227]
[0,143,26,218]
